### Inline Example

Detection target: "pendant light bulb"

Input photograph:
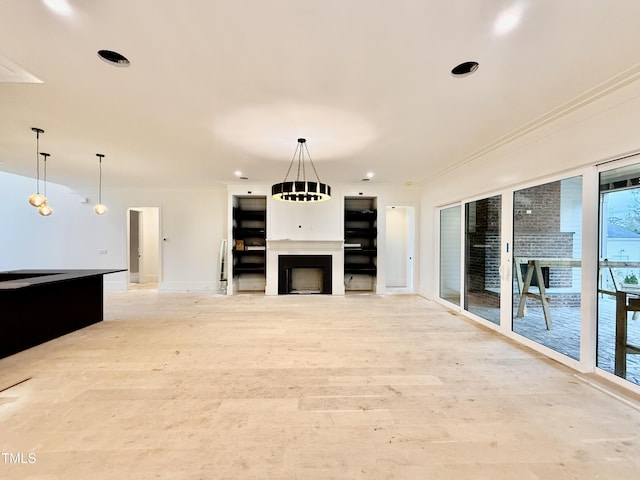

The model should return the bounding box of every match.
[38,203,53,216]
[28,192,47,207]
[94,204,107,215]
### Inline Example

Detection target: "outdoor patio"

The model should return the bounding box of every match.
[464,291,640,386]
[513,296,640,385]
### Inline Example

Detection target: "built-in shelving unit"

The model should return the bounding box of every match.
[344,196,377,291]
[232,196,266,291]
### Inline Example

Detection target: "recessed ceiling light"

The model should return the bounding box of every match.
[494,5,523,36]
[97,50,130,67]
[451,61,479,77]
[43,0,72,16]
[366,172,374,179]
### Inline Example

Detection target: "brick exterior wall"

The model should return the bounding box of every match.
[465,183,580,307]
[513,232,575,288]
[514,182,561,231]
[513,181,579,307]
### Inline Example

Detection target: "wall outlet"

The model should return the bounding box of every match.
[98,249,107,254]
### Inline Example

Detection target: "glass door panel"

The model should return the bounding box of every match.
[512,176,582,360]
[439,205,461,306]
[598,164,640,386]
[464,195,501,324]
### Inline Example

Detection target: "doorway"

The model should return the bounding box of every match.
[385,205,415,293]
[127,207,161,288]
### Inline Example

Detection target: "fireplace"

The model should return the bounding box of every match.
[278,255,332,294]
[266,240,344,295]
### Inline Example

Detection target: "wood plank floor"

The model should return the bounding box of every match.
[1,291,639,479]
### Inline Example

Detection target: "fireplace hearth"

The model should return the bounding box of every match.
[278,255,332,294]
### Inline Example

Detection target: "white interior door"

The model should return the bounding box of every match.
[129,209,142,284]
[385,206,415,292]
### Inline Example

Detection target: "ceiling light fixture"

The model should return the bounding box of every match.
[43,0,73,16]
[27,127,47,208]
[272,138,331,202]
[38,153,53,216]
[94,153,107,215]
[493,5,523,36]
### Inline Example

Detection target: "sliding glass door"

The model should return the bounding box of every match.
[598,164,640,386]
[439,205,461,306]
[464,195,502,324]
[437,166,640,388]
[512,176,583,360]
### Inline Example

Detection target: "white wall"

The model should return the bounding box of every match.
[267,190,342,241]
[0,172,227,291]
[2,171,421,294]
[118,187,227,291]
[419,76,640,299]
[0,173,123,272]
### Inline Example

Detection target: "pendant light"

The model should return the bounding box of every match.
[94,153,107,215]
[271,138,331,202]
[38,152,53,216]
[27,127,47,207]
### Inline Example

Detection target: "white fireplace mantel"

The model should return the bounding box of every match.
[266,239,345,295]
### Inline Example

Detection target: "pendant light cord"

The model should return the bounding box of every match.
[96,153,105,205]
[303,141,322,183]
[281,139,322,183]
[297,143,304,182]
[41,153,49,197]
[282,144,298,183]
[98,157,102,203]
[35,130,41,194]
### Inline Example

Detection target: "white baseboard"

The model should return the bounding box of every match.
[159,281,218,292]
[384,287,414,294]
[104,280,128,292]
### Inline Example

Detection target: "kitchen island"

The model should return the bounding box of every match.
[0,269,124,358]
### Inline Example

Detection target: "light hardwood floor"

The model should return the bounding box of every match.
[1,291,639,479]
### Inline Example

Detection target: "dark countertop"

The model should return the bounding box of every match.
[0,269,126,290]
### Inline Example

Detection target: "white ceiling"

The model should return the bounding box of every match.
[2,0,640,193]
